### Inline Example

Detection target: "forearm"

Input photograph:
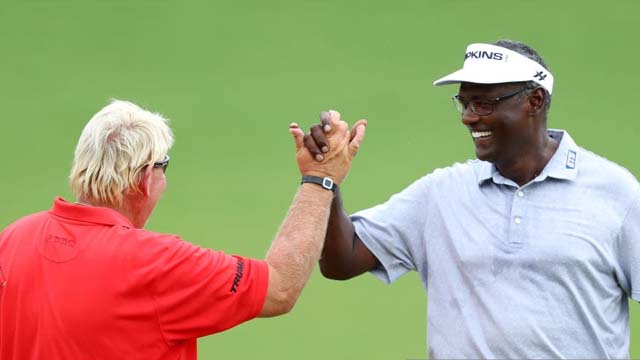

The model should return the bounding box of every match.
[259,110,367,316]
[320,189,354,264]
[319,189,377,279]
[265,183,333,310]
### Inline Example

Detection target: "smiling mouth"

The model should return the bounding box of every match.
[471,130,493,139]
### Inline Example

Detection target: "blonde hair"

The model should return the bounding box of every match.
[69,100,174,205]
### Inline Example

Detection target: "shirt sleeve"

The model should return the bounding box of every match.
[352,176,430,284]
[616,190,640,302]
[139,235,269,343]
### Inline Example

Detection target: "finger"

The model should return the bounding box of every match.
[303,134,324,161]
[327,109,341,131]
[289,123,304,150]
[348,120,367,156]
[350,119,368,142]
[320,111,332,133]
[310,124,329,153]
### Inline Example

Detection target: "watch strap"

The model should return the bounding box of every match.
[301,175,337,193]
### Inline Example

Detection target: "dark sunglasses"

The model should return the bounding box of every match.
[153,155,170,173]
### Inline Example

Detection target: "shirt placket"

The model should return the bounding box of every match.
[507,186,528,249]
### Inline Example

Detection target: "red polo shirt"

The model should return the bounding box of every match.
[0,197,269,359]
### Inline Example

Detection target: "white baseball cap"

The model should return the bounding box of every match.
[433,43,554,94]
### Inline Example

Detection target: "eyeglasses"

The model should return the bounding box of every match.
[452,87,529,116]
[153,155,170,173]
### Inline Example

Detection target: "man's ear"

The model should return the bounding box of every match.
[138,165,153,197]
[528,87,546,115]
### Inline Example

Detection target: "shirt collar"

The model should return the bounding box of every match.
[538,129,579,181]
[50,197,134,228]
[476,129,579,185]
[476,160,494,184]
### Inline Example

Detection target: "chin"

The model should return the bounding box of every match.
[475,150,495,163]
[474,149,487,160]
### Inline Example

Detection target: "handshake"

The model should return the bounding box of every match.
[289,110,368,187]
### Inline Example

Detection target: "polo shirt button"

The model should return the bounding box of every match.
[517,191,524,197]
[514,217,522,224]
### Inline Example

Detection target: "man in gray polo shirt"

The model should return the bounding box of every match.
[303,39,640,358]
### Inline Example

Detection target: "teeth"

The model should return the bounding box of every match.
[471,131,492,138]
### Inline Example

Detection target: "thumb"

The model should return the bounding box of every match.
[348,119,367,156]
[350,119,368,141]
[289,122,304,150]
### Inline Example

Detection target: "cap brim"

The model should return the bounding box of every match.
[433,69,467,86]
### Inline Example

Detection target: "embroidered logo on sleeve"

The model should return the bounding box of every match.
[566,150,577,169]
[229,258,245,293]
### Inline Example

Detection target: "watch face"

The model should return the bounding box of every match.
[321,177,334,190]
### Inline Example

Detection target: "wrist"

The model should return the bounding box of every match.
[301,175,338,193]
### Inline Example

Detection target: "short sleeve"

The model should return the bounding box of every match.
[138,235,269,343]
[352,176,429,284]
[617,191,640,302]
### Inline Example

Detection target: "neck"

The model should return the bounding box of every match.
[78,196,149,228]
[495,131,559,187]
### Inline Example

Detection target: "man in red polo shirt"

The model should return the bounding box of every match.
[0,100,366,359]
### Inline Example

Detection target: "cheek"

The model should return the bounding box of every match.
[159,176,167,193]
[495,113,524,132]
[152,173,167,196]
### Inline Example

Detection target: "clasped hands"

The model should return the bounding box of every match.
[290,110,367,186]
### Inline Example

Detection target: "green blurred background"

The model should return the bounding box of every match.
[1,0,638,358]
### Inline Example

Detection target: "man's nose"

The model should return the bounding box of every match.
[460,106,481,126]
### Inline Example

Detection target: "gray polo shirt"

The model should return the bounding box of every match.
[352,130,640,359]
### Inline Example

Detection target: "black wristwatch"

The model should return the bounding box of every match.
[301,175,337,193]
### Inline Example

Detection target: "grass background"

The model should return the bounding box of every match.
[1,0,638,358]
